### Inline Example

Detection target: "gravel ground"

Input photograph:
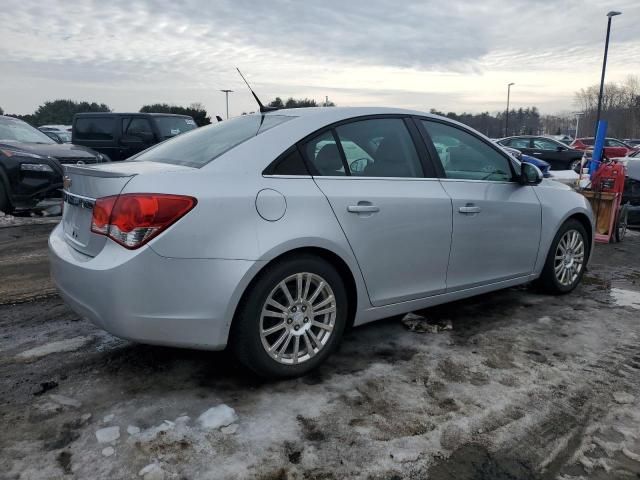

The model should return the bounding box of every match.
[1,220,640,479]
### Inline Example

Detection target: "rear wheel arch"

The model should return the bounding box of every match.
[229,246,359,340]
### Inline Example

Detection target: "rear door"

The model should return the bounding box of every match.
[529,137,569,169]
[604,139,629,158]
[305,116,453,306]
[419,119,542,291]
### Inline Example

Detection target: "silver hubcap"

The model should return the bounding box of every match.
[554,229,585,286]
[260,272,336,365]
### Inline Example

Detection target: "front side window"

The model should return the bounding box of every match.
[605,138,625,147]
[532,138,561,150]
[334,118,423,177]
[132,114,294,168]
[155,116,197,139]
[422,120,513,182]
[74,117,115,141]
[125,118,154,140]
[502,138,531,149]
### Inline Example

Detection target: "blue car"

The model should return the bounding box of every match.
[500,145,551,177]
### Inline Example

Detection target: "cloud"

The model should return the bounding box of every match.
[0,0,638,116]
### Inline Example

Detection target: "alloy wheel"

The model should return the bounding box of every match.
[554,229,585,287]
[259,272,336,365]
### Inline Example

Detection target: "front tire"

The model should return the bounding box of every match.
[537,219,588,294]
[231,255,348,379]
[0,182,11,215]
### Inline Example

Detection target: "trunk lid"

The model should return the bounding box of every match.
[61,161,193,256]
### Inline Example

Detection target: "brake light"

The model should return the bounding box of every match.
[91,194,197,249]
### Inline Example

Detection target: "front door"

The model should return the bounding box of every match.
[420,119,542,291]
[303,118,453,306]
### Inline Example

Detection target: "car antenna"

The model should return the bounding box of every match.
[236,67,278,113]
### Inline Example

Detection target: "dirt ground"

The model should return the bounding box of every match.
[1,220,640,480]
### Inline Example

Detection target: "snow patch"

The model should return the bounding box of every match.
[127,425,141,435]
[95,426,120,443]
[197,404,238,430]
[49,394,82,408]
[610,288,640,309]
[612,392,635,404]
[101,446,115,457]
[138,463,166,480]
[16,336,93,360]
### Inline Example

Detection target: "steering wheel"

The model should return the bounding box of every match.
[349,157,372,174]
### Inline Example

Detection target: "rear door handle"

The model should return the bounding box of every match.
[458,204,481,214]
[347,205,380,213]
[532,152,543,155]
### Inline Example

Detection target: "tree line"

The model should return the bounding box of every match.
[3,100,212,127]
[2,80,638,140]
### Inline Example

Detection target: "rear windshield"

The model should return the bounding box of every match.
[154,116,198,139]
[131,114,295,168]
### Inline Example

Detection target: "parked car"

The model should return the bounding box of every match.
[50,107,594,378]
[42,130,72,143]
[570,137,639,159]
[39,124,72,132]
[622,159,640,228]
[497,136,584,170]
[498,145,551,177]
[0,115,107,213]
[72,112,198,161]
[547,134,573,145]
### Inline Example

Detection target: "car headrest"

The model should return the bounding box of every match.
[376,136,404,163]
[315,144,343,173]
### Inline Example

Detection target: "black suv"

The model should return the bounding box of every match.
[72,113,197,161]
[497,135,584,171]
[0,115,106,214]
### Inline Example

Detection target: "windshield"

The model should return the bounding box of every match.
[131,114,295,168]
[154,116,198,139]
[0,117,56,144]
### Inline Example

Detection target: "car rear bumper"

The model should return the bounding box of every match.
[48,223,258,350]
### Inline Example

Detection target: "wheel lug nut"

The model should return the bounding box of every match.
[287,318,293,324]
[301,306,306,312]
[303,317,308,323]
[291,306,297,312]
[294,325,300,331]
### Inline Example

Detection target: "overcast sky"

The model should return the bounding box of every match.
[1,0,638,118]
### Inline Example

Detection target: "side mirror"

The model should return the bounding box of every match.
[556,145,566,152]
[520,162,543,185]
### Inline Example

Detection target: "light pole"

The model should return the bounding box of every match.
[220,89,233,119]
[594,11,622,136]
[574,112,584,139]
[505,82,515,137]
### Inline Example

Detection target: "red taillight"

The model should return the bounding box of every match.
[91,194,197,249]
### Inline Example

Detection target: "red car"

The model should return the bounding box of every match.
[570,137,639,159]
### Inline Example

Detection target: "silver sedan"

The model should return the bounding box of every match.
[49,107,594,378]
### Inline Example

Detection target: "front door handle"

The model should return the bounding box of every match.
[459,204,481,214]
[532,152,543,155]
[348,205,380,214]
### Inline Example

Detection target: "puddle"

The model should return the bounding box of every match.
[610,288,640,309]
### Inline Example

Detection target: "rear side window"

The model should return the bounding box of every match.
[155,116,198,139]
[74,117,115,140]
[503,138,530,149]
[335,118,423,177]
[269,149,309,175]
[132,114,295,168]
[305,131,346,176]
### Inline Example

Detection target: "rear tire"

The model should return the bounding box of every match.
[231,255,348,379]
[536,219,588,294]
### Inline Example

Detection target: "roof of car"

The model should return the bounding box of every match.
[74,112,193,118]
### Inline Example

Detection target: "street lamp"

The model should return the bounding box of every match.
[574,112,584,139]
[220,89,233,119]
[594,11,622,136]
[505,82,515,137]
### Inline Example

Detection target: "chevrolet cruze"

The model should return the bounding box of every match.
[49,107,594,378]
